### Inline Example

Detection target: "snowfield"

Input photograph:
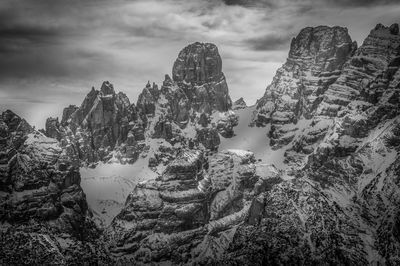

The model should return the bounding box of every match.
[80,158,158,226]
[218,105,293,170]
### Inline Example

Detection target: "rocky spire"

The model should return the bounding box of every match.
[172,42,223,84]
[44,81,140,163]
[171,42,232,113]
[100,81,115,95]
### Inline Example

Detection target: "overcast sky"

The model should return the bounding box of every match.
[0,0,399,128]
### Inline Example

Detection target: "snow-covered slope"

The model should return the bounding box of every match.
[80,159,158,226]
[219,106,292,170]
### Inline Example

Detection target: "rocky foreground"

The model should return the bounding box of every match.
[0,110,111,264]
[1,23,400,265]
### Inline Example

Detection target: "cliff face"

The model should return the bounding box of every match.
[172,42,232,113]
[173,42,223,84]
[290,23,400,162]
[0,110,110,265]
[253,26,357,149]
[0,110,85,228]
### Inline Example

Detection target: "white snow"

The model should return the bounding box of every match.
[80,158,158,227]
[218,106,311,170]
[25,132,60,153]
[218,106,277,164]
[225,149,253,157]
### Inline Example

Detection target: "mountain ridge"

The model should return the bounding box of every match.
[1,22,400,265]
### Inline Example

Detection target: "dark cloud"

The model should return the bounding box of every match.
[222,0,272,7]
[244,34,292,51]
[222,0,399,8]
[0,26,59,42]
[0,0,115,81]
[325,0,400,7]
[0,25,61,54]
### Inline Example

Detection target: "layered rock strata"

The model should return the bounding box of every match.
[106,149,281,264]
[253,26,357,149]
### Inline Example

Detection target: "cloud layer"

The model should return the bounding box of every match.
[0,0,399,127]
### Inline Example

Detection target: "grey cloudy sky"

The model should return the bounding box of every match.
[0,0,399,128]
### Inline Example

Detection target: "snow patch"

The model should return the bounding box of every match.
[80,159,158,227]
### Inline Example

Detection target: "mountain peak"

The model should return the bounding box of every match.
[289,25,356,59]
[100,81,115,95]
[172,42,223,85]
[372,22,399,36]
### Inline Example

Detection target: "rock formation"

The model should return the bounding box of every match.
[45,81,143,164]
[106,149,281,264]
[223,23,400,265]
[289,23,400,163]
[172,42,232,113]
[45,43,236,166]
[0,110,110,265]
[233,97,247,110]
[253,26,357,149]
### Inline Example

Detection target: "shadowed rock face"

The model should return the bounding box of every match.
[0,110,86,229]
[45,117,61,140]
[0,110,113,265]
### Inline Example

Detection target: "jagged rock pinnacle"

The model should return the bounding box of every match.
[172,42,223,84]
